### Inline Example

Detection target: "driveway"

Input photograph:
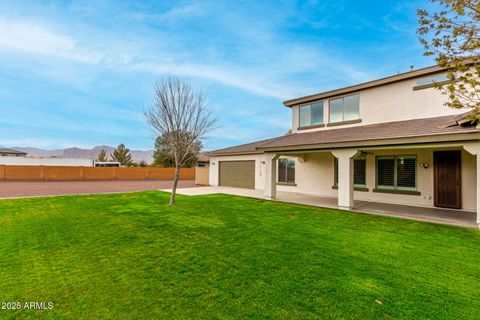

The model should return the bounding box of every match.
[0,180,197,198]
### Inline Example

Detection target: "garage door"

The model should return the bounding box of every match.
[219,160,255,189]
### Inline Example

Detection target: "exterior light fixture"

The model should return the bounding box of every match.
[420,162,429,169]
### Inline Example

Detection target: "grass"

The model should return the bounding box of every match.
[0,191,479,319]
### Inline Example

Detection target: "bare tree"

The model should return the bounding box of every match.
[145,76,216,206]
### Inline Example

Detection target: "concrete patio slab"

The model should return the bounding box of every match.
[167,186,478,229]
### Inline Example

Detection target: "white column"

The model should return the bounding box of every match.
[463,142,480,225]
[477,156,480,225]
[264,153,280,199]
[332,149,359,210]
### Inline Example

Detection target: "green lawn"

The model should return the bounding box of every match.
[0,192,479,319]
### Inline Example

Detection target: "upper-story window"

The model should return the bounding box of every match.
[329,94,359,123]
[299,102,324,127]
[415,73,450,86]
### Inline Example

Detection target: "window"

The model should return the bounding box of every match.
[299,102,324,127]
[329,94,359,123]
[353,157,366,186]
[278,158,295,184]
[415,73,450,86]
[334,156,366,187]
[376,156,417,191]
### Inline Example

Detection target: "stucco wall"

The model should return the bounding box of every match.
[210,148,477,211]
[209,154,266,189]
[291,76,465,133]
[284,148,476,211]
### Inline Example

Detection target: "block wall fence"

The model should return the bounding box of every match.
[0,165,195,181]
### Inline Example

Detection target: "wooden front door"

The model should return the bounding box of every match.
[434,151,462,209]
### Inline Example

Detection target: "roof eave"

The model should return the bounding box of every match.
[257,131,480,152]
[283,65,447,107]
[207,150,265,157]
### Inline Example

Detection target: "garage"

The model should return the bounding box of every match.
[219,160,255,189]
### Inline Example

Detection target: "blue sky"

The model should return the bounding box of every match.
[0,0,437,151]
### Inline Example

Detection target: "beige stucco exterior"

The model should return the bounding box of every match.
[209,154,267,190]
[209,67,480,224]
[209,147,477,211]
[291,76,464,133]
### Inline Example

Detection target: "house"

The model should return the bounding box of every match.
[197,153,210,167]
[0,148,27,157]
[208,65,480,225]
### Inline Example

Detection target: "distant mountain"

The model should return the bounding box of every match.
[12,145,154,163]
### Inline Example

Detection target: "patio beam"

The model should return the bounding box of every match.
[264,153,280,199]
[332,149,359,210]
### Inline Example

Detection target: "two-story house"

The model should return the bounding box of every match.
[208,65,480,226]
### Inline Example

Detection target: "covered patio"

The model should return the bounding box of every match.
[171,186,477,228]
[261,141,480,229]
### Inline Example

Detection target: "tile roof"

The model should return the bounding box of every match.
[208,115,480,155]
[207,137,284,156]
[197,153,210,162]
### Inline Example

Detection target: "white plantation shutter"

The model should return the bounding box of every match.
[396,156,416,190]
[376,156,417,191]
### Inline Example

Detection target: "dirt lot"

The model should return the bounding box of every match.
[0,180,197,198]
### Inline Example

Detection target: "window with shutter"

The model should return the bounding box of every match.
[334,157,338,186]
[353,157,366,187]
[377,157,395,189]
[333,156,366,187]
[376,155,417,191]
[396,156,416,190]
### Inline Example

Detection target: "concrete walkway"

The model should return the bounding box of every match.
[167,186,478,229]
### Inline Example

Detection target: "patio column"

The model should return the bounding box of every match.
[463,142,480,226]
[264,153,280,199]
[332,149,359,210]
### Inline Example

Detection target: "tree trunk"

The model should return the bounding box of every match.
[169,166,180,207]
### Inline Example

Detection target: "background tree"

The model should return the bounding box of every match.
[152,132,202,168]
[97,148,108,162]
[418,0,480,118]
[111,143,133,166]
[145,76,216,206]
[138,160,148,167]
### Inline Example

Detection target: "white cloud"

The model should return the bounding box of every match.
[136,61,293,99]
[0,18,101,63]
[0,12,376,101]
